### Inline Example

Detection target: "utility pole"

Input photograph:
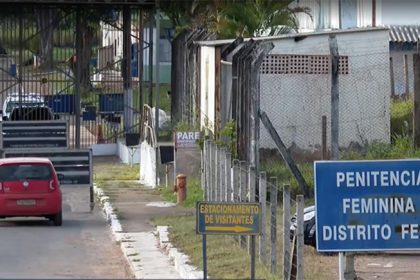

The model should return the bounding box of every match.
[372,0,376,27]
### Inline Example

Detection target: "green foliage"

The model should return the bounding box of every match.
[261,159,313,197]
[162,0,311,39]
[261,98,420,198]
[217,0,306,38]
[215,120,237,157]
[390,97,412,136]
[161,0,216,35]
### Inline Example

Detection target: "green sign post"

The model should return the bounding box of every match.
[196,201,262,279]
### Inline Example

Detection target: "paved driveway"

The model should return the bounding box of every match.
[0,186,132,279]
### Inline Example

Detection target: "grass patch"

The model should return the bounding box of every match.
[93,159,139,183]
[152,214,336,280]
[390,97,412,136]
[154,177,203,208]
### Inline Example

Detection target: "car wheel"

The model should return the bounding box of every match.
[52,211,62,226]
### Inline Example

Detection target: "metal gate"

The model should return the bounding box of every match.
[0,4,146,148]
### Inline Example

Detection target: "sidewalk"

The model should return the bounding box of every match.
[94,175,201,279]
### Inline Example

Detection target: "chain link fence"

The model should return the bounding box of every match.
[255,32,420,279]
[202,140,341,279]
[259,34,391,195]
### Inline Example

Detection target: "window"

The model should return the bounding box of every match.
[0,164,52,181]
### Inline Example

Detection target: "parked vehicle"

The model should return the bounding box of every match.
[0,157,63,226]
[9,106,55,121]
[1,93,58,121]
[290,205,316,247]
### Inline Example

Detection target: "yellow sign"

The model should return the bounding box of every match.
[196,202,261,235]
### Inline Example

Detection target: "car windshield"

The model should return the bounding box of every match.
[0,164,52,181]
[6,101,45,113]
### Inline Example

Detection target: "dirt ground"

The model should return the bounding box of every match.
[304,247,420,279]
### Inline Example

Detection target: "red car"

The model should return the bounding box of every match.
[0,157,63,226]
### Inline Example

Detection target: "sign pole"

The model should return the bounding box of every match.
[339,252,345,280]
[173,131,177,187]
[203,234,207,280]
[251,235,256,280]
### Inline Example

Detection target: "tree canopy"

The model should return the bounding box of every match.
[161,0,311,38]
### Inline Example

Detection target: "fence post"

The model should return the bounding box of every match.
[329,34,339,160]
[240,160,248,247]
[204,140,211,200]
[390,57,395,97]
[215,145,220,201]
[322,116,327,160]
[232,159,240,202]
[248,165,256,254]
[413,54,420,148]
[220,148,226,202]
[269,177,278,273]
[209,141,215,201]
[240,161,248,203]
[259,172,267,264]
[404,53,409,96]
[296,195,304,280]
[283,184,291,280]
[225,152,232,202]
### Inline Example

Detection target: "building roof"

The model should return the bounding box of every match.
[195,27,389,46]
[387,25,420,43]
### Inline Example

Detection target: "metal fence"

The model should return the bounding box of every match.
[171,29,216,126]
[202,140,308,279]
[0,4,157,148]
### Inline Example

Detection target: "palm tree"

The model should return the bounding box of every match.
[216,0,311,38]
[162,0,217,34]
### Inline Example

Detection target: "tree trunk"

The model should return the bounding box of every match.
[79,18,96,98]
[36,7,55,70]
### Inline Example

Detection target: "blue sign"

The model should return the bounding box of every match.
[196,202,261,235]
[315,159,420,252]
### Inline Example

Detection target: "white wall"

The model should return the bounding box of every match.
[117,139,140,165]
[200,46,216,132]
[91,143,118,156]
[260,29,391,150]
[139,141,159,187]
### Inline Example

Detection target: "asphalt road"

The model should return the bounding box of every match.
[0,187,133,279]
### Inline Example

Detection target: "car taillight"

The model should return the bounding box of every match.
[49,180,55,192]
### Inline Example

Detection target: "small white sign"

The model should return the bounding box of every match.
[175,131,201,149]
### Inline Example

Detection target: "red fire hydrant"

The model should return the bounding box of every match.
[174,174,187,204]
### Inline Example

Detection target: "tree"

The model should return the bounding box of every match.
[35,7,57,70]
[216,0,311,38]
[161,0,217,34]
[162,0,311,38]
[66,7,116,97]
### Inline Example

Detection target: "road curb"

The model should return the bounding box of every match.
[94,184,204,279]
[156,226,205,279]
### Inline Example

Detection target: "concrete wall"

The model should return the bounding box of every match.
[139,141,158,187]
[91,143,118,156]
[117,139,140,165]
[260,29,391,151]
